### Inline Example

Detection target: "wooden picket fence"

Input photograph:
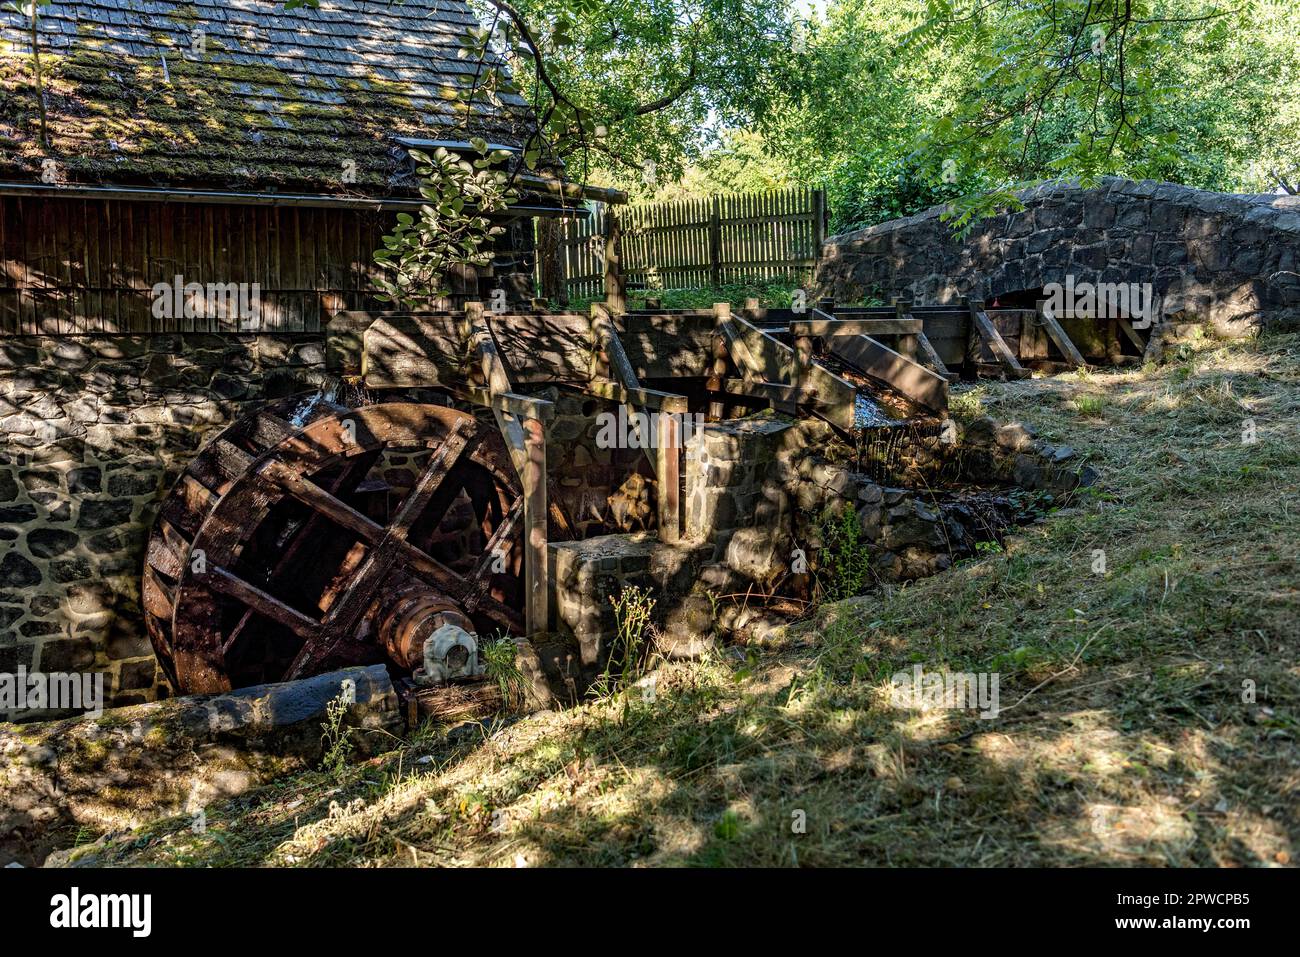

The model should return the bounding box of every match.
[555,187,827,300]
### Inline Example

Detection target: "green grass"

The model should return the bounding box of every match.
[76,331,1300,868]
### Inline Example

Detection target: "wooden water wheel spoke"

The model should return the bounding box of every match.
[388,421,473,540]
[396,540,523,630]
[464,496,525,613]
[207,565,322,645]
[148,399,527,693]
[258,456,381,544]
[224,448,385,658]
[289,435,474,678]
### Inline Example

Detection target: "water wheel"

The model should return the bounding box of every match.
[143,394,525,694]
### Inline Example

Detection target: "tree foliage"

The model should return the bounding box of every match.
[373,145,516,308]
[468,0,796,193]
[758,0,1300,232]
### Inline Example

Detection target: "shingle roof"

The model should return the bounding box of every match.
[0,0,532,195]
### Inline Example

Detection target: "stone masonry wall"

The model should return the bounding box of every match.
[815,178,1300,337]
[0,334,327,721]
[549,413,1094,674]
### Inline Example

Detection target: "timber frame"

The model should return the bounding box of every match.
[324,273,1123,641]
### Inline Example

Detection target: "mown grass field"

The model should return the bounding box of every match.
[75,330,1298,868]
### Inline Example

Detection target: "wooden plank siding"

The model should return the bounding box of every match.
[556,188,827,300]
[0,196,397,335]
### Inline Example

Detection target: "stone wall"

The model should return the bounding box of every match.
[549,413,1093,674]
[542,388,655,538]
[0,333,327,721]
[815,178,1300,337]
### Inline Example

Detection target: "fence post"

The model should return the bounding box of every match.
[812,188,826,264]
[709,196,722,288]
[604,208,626,314]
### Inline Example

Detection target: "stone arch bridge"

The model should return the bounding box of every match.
[814,178,1300,345]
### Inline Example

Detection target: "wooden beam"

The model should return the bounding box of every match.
[466,302,513,397]
[206,565,320,641]
[468,304,556,624]
[722,378,799,410]
[656,409,680,543]
[968,299,1030,379]
[603,210,626,314]
[716,304,765,383]
[591,302,641,390]
[790,316,923,337]
[490,395,549,635]
[793,329,814,403]
[1117,316,1146,353]
[823,334,949,414]
[718,302,857,431]
[913,331,956,381]
[495,390,555,424]
[581,380,689,414]
[1035,300,1087,369]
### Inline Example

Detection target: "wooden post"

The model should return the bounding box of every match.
[603,209,626,314]
[535,215,568,307]
[892,297,918,360]
[656,410,680,543]
[490,393,553,637]
[812,189,826,267]
[521,412,548,635]
[708,301,731,419]
[794,305,814,403]
[960,295,979,377]
[709,196,722,288]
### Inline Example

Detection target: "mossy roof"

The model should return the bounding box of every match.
[0,0,532,195]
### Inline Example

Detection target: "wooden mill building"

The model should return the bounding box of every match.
[0,0,623,332]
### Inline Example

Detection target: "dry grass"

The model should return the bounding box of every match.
[79,331,1299,868]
